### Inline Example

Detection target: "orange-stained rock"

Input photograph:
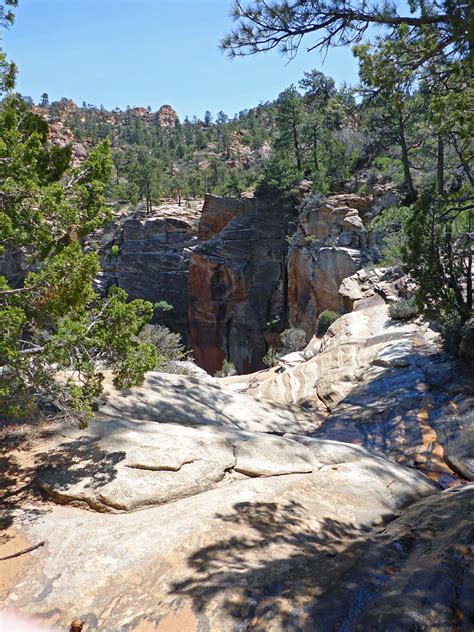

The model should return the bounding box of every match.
[189,195,293,374]
[198,194,254,241]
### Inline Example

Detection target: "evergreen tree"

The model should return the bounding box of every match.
[0,22,157,422]
[274,86,304,173]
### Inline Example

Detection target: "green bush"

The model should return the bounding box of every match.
[154,300,174,313]
[316,310,340,336]
[255,155,300,200]
[388,298,419,320]
[262,346,280,368]
[215,359,237,377]
[280,328,306,353]
[369,205,414,266]
[138,324,185,371]
[111,244,120,256]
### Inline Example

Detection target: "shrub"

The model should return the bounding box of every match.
[265,315,280,331]
[280,328,306,353]
[111,244,120,257]
[316,310,340,336]
[262,346,280,368]
[369,205,413,266]
[139,324,185,371]
[215,359,237,377]
[388,298,419,321]
[255,155,300,200]
[154,300,174,313]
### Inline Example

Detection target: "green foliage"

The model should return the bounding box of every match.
[388,298,419,321]
[0,71,154,423]
[262,346,279,368]
[154,299,174,313]
[265,314,281,330]
[138,324,185,372]
[372,157,404,184]
[280,328,306,353]
[369,205,413,266]
[111,244,120,256]
[403,193,472,327]
[316,310,340,337]
[255,155,300,200]
[215,359,237,377]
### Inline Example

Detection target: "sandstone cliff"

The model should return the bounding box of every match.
[189,193,294,374]
[89,201,202,340]
[287,192,374,335]
[1,189,472,632]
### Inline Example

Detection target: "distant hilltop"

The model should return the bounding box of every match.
[32,98,180,128]
[122,104,179,128]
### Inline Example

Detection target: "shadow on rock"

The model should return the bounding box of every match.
[171,488,474,631]
[33,437,126,507]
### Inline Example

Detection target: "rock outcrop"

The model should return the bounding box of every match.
[90,203,201,339]
[189,194,293,374]
[287,192,374,335]
[226,295,474,488]
[155,104,179,128]
[1,370,441,630]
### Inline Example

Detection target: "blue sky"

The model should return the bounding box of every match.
[3,0,362,119]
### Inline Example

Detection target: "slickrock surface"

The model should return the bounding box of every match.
[1,423,437,630]
[224,301,473,488]
[1,297,472,630]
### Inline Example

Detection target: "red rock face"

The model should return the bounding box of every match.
[189,195,292,375]
[129,106,150,119]
[189,254,248,374]
[198,194,253,241]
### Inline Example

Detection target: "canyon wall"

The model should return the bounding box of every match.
[287,192,373,336]
[188,194,293,374]
[93,206,200,340]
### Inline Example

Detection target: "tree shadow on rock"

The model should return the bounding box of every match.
[33,436,126,497]
[170,490,474,631]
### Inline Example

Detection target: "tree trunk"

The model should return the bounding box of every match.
[312,127,319,173]
[398,112,417,203]
[467,211,473,312]
[291,107,302,173]
[437,134,444,197]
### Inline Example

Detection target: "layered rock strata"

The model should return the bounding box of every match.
[287,192,374,335]
[189,194,293,374]
[95,209,199,339]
